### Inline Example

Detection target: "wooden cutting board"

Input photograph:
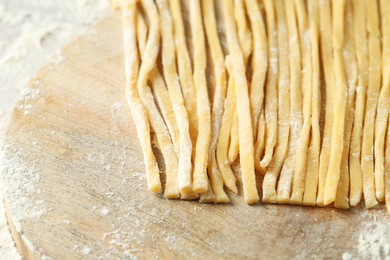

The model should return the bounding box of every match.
[2,11,390,259]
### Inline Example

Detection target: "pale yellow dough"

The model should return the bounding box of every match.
[201,0,231,201]
[334,1,356,209]
[349,0,367,207]
[317,0,334,206]
[215,55,238,194]
[260,0,278,170]
[262,0,290,203]
[136,8,179,198]
[222,0,259,204]
[290,0,312,204]
[323,0,348,206]
[122,0,390,211]
[374,0,390,203]
[360,0,381,209]
[169,0,198,150]
[276,0,302,204]
[156,0,193,195]
[380,0,390,211]
[122,1,161,193]
[386,120,390,213]
[245,0,268,165]
[227,0,253,165]
[303,0,320,206]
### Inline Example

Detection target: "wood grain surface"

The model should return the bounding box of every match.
[1,12,390,259]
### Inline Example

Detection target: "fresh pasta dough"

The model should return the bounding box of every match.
[120,0,390,213]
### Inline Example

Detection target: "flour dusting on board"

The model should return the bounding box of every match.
[81,245,92,255]
[342,252,352,260]
[0,0,110,256]
[99,207,110,217]
[111,101,124,134]
[1,139,50,224]
[16,85,42,115]
[111,102,124,117]
[357,217,390,259]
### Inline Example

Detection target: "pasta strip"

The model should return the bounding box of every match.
[262,0,290,203]
[149,72,180,155]
[276,0,302,204]
[254,113,266,173]
[189,0,212,196]
[303,0,320,206]
[222,0,259,204]
[360,0,381,208]
[216,58,238,194]
[136,8,179,198]
[334,2,357,209]
[228,112,239,164]
[234,0,252,65]
[228,0,252,164]
[260,0,278,169]
[316,0,334,206]
[349,0,367,206]
[202,0,236,195]
[198,182,216,203]
[245,0,268,151]
[136,12,148,55]
[121,1,161,193]
[386,119,390,214]
[137,13,180,156]
[181,192,199,200]
[374,0,390,203]
[138,11,181,157]
[323,0,348,206]
[290,0,312,204]
[169,0,198,149]
[156,0,193,195]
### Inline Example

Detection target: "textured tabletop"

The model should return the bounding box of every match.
[0,0,108,257]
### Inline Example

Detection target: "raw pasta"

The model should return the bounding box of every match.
[120,0,390,213]
[222,0,259,204]
[122,0,161,193]
[360,0,381,209]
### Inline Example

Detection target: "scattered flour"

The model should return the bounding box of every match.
[104,164,111,171]
[99,207,110,217]
[0,192,21,259]
[342,252,352,260]
[0,0,109,257]
[16,86,42,115]
[81,245,92,255]
[111,102,124,118]
[165,235,177,245]
[1,141,50,222]
[110,101,124,134]
[357,218,390,259]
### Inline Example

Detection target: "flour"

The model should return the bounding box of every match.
[111,102,124,118]
[0,0,109,257]
[111,102,124,134]
[16,86,42,115]
[0,194,21,259]
[104,164,112,171]
[0,138,52,260]
[342,252,352,260]
[165,235,177,245]
[1,141,49,222]
[357,218,390,259]
[99,207,110,217]
[81,245,92,255]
